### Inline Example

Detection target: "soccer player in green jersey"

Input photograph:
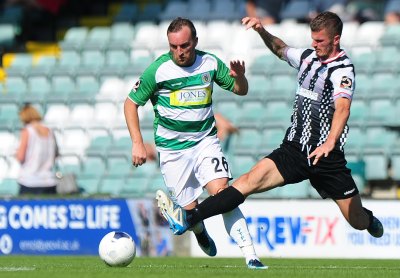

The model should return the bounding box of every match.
[124,17,267,269]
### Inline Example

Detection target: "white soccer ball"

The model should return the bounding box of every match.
[98,231,136,267]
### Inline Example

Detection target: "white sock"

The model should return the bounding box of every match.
[222,207,259,263]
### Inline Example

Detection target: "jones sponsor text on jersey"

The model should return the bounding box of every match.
[170,87,211,106]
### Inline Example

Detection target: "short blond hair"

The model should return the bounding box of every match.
[19,104,42,124]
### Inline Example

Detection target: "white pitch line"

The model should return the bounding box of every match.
[0,267,36,271]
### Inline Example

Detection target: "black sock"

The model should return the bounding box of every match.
[363,207,374,228]
[186,186,245,227]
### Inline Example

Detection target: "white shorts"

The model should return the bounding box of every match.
[159,136,232,207]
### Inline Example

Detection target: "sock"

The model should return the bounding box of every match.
[191,221,205,234]
[222,207,258,264]
[363,207,374,229]
[186,186,245,227]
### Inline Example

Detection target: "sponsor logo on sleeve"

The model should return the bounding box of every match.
[340,76,352,89]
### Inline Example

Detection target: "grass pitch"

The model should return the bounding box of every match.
[0,256,399,278]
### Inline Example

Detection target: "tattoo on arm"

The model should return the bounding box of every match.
[259,30,287,59]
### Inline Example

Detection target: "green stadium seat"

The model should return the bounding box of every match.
[86,135,113,157]
[233,128,263,156]
[53,50,81,77]
[105,156,132,178]
[246,74,269,102]
[0,178,19,196]
[79,156,106,178]
[236,101,265,129]
[262,100,292,128]
[274,180,311,199]
[5,53,33,78]
[146,173,165,196]
[1,76,28,104]
[76,177,100,195]
[0,24,16,48]
[249,54,275,75]
[363,153,388,180]
[379,25,400,47]
[121,176,148,197]
[107,136,132,157]
[260,127,285,154]
[98,177,125,196]
[60,27,89,51]
[0,103,20,131]
[26,76,51,103]
[391,154,400,180]
[49,75,76,103]
[348,99,368,128]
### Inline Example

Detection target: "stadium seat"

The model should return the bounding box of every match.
[120,176,148,197]
[85,135,113,157]
[135,3,163,22]
[268,74,297,102]
[280,0,313,21]
[105,156,133,178]
[98,177,125,196]
[107,136,132,157]
[131,160,158,178]
[379,24,400,47]
[246,74,269,101]
[84,26,111,51]
[231,154,257,179]
[0,178,19,196]
[72,76,100,103]
[262,100,292,128]
[97,77,127,102]
[76,176,101,195]
[58,128,90,157]
[0,24,16,48]
[274,180,310,199]
[76,50,106,76]
[260,127,285,154]
[1,76,28,104]
[108,22,135,51]
[0,131,18,156]
[28,55,58,77]
[60,27,89,51]
[49,75,76,103]
[363,127,397,155]
[158,1,188,22]
[0,103,20,131]
[348,99,368,128]
[373,47,400,74]
[80,156,106,179]
[26,76,51,103]
[233,128,263,156]
[53,50,81,77]
[249,54,275,76]
[208,0,244,21]
[363,153,389,180]
[186,0,211,21]
[67,103,95,128]
[146,173,166,195]
[236,101,265,129]
[366,99,396,127]
[113,3,138,23]
[353,21,385,47]
[391,154,400,180]
[44,103,71,129]
[0,156,8,179]
[5,53,33,78]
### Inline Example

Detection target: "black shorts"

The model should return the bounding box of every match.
[267,141,358,200]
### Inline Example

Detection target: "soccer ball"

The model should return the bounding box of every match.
[98,231,136,267]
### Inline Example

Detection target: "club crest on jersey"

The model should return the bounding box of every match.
[201,72,211,84]
[131,80,141,93]
[340,76,352,89]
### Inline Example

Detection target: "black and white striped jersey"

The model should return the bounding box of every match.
[282,47,355,151]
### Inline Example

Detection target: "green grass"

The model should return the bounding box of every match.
[0,256,399,278]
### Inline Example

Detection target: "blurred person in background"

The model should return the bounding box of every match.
[384,0,400,24]
[246,0,285,24]
[16,103,58,195]
[124,17,267,269]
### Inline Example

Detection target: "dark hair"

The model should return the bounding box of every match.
[310,11,343,37]
[167,17,197,38]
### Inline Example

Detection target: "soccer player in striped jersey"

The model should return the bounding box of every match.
[124,17,267,269]
[156,12,384,241]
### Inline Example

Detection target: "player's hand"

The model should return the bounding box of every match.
[229,60,245,78]
[308,142,335,165]
[131,142,147,167]
[242,17,264,33]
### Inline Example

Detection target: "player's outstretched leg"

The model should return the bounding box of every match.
[191,222,217,256]
[156,190,189,235]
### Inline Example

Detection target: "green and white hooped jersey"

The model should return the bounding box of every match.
[128,50,235,152]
